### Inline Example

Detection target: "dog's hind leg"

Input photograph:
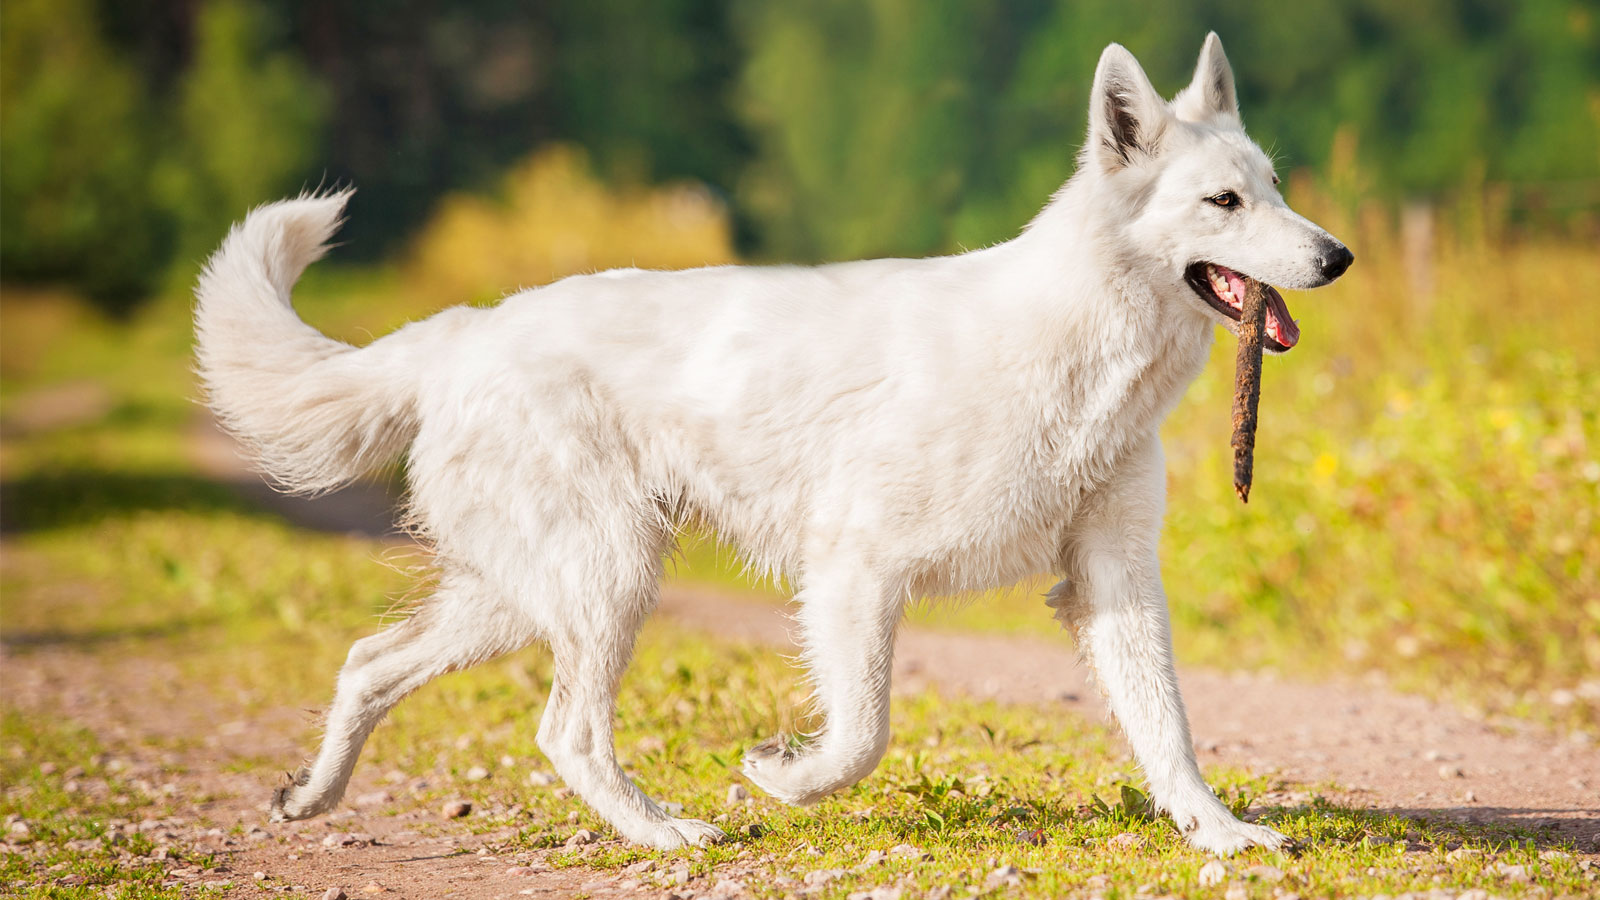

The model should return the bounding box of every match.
[742,565,901,805]
[537,598,726,849]
[1061,438,1288,855]
[270,574,533,822]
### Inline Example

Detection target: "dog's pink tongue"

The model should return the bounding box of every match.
[1264,286,1299,348]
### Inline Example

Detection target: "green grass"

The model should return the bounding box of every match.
[1,713,226,899]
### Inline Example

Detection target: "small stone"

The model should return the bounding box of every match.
[465,766,491,782]
[1198,860,1228,887]
[739,823,765,839]
[1224,885,1248,900]
[442,800,472,819]
[1244,864,1284,882]
[361,881,385,894]
[668,863,692,885]
[888,843,926,860]
[1107,832,1145,851]
[527,771,556,787]
[1539,850,1571,861]
[351,791,391,808]
[1492,863,1531,882]
[1447,848,1483,861]
[848,888,902,900]
[320,889,346,900]
[1438,765,1464,779]
[985,865,1023,887]
[39,762,57,775]
[565,828,599,847]
[727,783,751,805]
[711,879,752,898]
[254,871,267,881]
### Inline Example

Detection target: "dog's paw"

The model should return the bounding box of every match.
[268,767,319,822]
[1183,816,1292,856]
[743,736,797,768]
[632,817,726,850]
[741,736,821,806]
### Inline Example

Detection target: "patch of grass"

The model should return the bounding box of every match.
[0,713,224,899]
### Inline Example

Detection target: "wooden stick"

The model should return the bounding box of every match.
[1231,280,1268,502]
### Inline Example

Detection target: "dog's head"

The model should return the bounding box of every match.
[1080,34,1352,352]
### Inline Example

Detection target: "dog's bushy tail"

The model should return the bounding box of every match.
[195,190,418,494]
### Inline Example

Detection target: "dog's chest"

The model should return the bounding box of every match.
[901,329,1207,593]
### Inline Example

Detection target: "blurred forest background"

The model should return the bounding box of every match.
[4,0,1597,307]
[2,0,1598,729]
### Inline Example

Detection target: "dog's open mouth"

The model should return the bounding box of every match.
[1184,262,1299,351]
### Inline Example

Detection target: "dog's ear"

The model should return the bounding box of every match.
[1173,32,1240,124]
[1085,43,1170,173]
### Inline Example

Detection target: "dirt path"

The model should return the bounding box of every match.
[3,639,708,899]
[185,418,1600,845]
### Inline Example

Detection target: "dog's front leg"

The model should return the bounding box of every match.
[742,565,900,805]
[1057,439,1288,855]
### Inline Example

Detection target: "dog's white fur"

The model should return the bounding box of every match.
[196,34,1348,854]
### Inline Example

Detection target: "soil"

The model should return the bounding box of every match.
[1,419,1595,898]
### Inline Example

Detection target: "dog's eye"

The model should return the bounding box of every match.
[1206,191,1240,208]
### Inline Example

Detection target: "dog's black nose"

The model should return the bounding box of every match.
[1318,244,1354,281]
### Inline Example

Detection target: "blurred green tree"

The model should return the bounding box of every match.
[158,0,329,268]
[736,0,986,261]
[0,0,168,311]
[732,0,1599,259]
[2,0,1595,307]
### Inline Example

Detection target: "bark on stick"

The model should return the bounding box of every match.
[1231,281,1269,502]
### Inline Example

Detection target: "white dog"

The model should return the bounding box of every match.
[196,33,1350,854]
